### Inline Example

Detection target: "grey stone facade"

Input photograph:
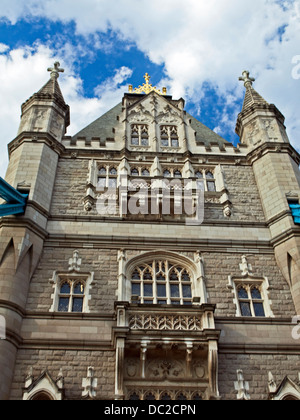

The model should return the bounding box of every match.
[0,67,300,400]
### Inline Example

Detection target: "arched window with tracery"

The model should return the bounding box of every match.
[58,280,85,313]
[130,259,193,305]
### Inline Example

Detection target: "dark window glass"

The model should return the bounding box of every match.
[131,168,139,176]
[144,284,153,297]
[145,393,156,401]
[240,301,252,317]
[238,287,248,299]
[182,285,192,298]
[170,270,179,281]
[60,282,70,294]
[132,269,141,280]
[254,302,265,317]
[251,287,262,300]
[171,285,180,297]
[58,297,69,312]
[72,297,83,313]
[157,284,166,297]
[129,393,140,401]
[143,269,152,280]
[132,283,140,296]
[74,283,84,295]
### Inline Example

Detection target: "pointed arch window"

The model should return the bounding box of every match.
[130,260,193,305]
[196,170,216,192]
[97,166,118,189]
[58,280,85,313]
[160,125,179,148]
[237,284,265,317]
[131,124,149,146]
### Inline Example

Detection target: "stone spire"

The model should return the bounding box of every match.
[238,70,270,113]
[235,70,287,145]
[17,62,70,141]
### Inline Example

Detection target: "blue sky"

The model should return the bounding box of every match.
[0,0,299,176]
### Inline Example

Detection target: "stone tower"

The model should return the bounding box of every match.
[0,63,70,399]
[0,68,299,401]
[236,71,300,314]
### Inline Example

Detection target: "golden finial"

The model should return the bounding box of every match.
[129,73,167,95]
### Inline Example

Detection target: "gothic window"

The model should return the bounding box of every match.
[160,125,179,148]
[97,166,118,189]
[98,167,107,188]
[237,284,266,318]
[58,280,85,313]
[196,170,216,192]
[130,260,193,305]
[142,168,150,177]
[163,169,183,179]
[131,168,139,176]
[131,124,149,146]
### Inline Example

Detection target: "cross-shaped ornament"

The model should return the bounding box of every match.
[47,61,64,79]
[239,70,255,88]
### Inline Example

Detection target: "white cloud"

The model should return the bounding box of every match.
[0,0,299,169]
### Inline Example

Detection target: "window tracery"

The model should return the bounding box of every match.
[98,166,118,189]
[196,170,216,192]
[160,125,179,148]
[58,279,85,313]
[130,259,193,305]
[131,124,149,146]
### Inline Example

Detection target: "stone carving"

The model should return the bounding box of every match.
[128,104,153,123]
[50,114,64,140]
[193,362,206,379]
[147,360,184,380]
[68,250,82,272]
[82,367,97,399]
[246,121,260,145]
[234,369,250,401]
[126,359,138,378]
[129,313,202,331]
[156,105,181,124]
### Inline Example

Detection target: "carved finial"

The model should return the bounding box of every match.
[82,367,97,399]
[47,61,65,80]
[68,250,82,272]
[239,255,253,276]
[235,369,251,400]
[268,372,277,393]
[239,70,255,89]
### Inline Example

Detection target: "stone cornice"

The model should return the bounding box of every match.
[8,131,66,158]
[246,142,300,166]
